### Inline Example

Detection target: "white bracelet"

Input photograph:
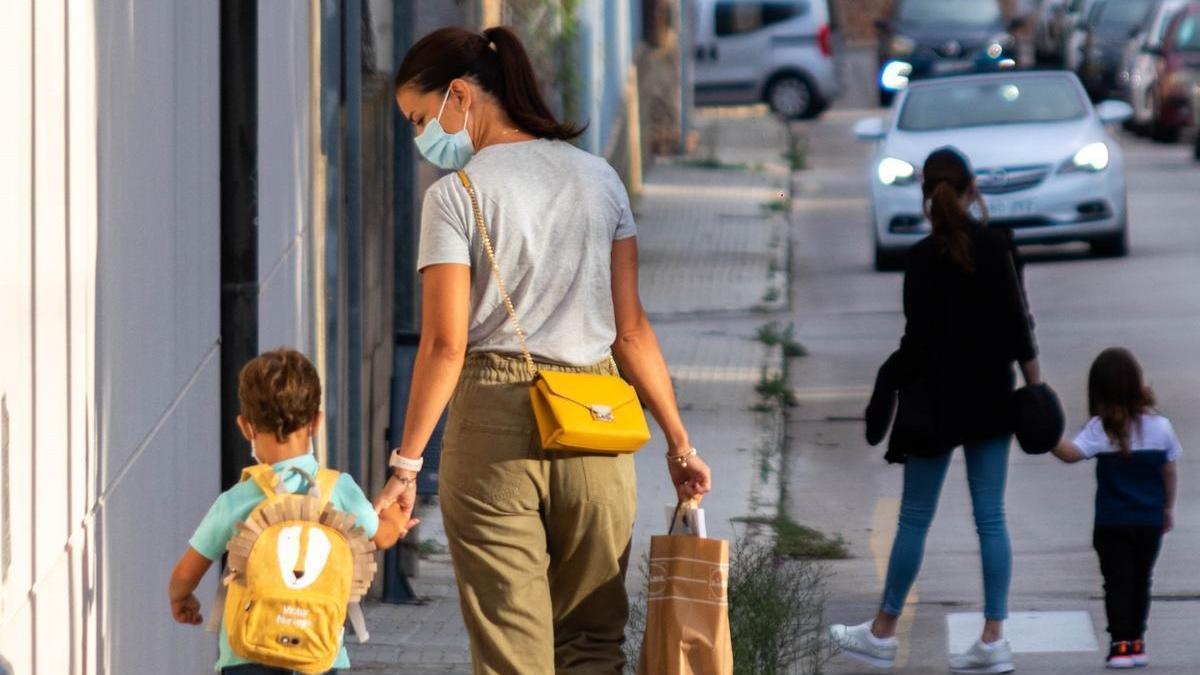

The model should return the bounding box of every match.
[389,450,424,473]
[666,447,698,468]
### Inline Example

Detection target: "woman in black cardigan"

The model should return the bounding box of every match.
[831,148,1041,673]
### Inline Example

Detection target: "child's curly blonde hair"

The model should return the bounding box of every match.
[238,348,321,441]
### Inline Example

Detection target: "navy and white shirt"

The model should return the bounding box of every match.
[1075,414,1181,528]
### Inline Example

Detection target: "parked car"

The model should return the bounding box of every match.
[1079,0,1159,99]
[1061,0,1100,70]
[1148,3,1200,141]
[1033,0,1070,63]
[874,0,1024,106]
[854,71,1132,270]
[692,0,841,119]
[1118,0,1189,135]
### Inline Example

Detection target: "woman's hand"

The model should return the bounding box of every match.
[667,453,712,503]
[1164,508,1174,534]
[375,472,418,517]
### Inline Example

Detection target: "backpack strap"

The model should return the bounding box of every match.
[240,464,279,499]
[347,601,370,643]
[316,468,340,511]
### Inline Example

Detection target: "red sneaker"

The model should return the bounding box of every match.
[1131,639,1148,667]
[1107,641,1136,669]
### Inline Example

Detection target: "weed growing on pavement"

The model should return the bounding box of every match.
[676,156,752,171]
[762,287,782,304]
[734,514,849,560]
[623,541,834,675]
[756,322,808,358]
[728,539,833,674]
[418,539,447,558]
[783,128,809,171]
[761,198,790,214]
[756,371,797,407]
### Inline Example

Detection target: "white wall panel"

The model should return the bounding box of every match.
[96,0,185,480]
[0,0,35,648]
[259,1,313,353]
[33,0,72,587]
[94,0,221,671]
[103,358,219,675]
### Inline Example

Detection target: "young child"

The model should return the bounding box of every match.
[1051,347,1179,669]
[167,348,412,674]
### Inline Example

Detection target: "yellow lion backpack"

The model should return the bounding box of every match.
[215,464,377,674]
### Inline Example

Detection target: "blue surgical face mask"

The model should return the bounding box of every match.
[414,88,474,170]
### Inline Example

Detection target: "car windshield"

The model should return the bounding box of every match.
[1094,0,1155,29]
[898,0,1002,25]
[1152,2,1188,45]
[1175,12,1200,50]
[898,78,1089,131]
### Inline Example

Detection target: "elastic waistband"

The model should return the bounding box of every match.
[461,352,615,385]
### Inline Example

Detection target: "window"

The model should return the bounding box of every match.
[898,0,1001,26]
[899,77,1089,131]
[1174,13,1200,50]
[1095,0,1155,30]
[715,2,808,36]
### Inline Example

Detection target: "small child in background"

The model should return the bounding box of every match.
[168,348,413,674]
[1052,347,1179,670]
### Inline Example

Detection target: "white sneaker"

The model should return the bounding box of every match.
[829,621,898,669]
[950,639,1015,673]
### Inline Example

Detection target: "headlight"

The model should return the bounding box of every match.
[880,61,913,91]
[1060,142,1110,173]
[878,157,917,186]
[890,35,916,57]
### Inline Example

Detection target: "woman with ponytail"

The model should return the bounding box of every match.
[377,26,711,673]
[831,147,1041,673]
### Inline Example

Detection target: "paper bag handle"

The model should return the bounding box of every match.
[668,498,702,536]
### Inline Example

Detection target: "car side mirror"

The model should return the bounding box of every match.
[853,117,887,141]
[1096,100,1133,124]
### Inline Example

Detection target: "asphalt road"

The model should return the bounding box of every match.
[782,106,1200,674]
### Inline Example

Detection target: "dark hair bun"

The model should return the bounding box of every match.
[1012,383,1065,455]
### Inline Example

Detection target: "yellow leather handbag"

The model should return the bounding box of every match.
[457,170,650,454]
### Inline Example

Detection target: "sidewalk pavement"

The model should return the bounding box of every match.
[348,107,794,673]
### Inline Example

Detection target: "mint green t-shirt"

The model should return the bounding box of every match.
[188,453,379,671]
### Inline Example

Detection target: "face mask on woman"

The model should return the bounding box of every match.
[414,87,474,170]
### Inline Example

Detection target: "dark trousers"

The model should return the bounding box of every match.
[1094,525,1163,642]
[220,662,338,667]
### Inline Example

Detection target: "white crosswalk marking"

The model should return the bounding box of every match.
[947,611,1101,655]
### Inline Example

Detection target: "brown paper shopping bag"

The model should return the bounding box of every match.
[636,501,733,675]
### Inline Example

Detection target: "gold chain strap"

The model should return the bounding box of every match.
[457,171,539,376]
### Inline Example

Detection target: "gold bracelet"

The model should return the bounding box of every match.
[666,447,698,468]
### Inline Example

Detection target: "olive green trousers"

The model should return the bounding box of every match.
[440,353,638,675]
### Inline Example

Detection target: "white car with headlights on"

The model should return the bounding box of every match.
[854,71,1132,270]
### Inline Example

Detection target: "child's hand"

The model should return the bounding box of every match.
[171,592,203,626]
[1164,509,1174,534]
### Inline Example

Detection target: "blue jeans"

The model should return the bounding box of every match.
[881,436,1012,620]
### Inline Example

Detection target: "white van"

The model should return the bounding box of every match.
[692,0,842,118]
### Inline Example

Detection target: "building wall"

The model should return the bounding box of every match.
[259,2,316,355]
[0,0,221,672]
[95,0,221,672]
[0,0,103,670]
[0,1,338,672]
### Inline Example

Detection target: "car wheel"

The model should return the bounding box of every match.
[1193,134,1200,161]
[767,74,818,120]
[874,243,906,272]
[1149,98,1181,143]
[1090,229,1129,258]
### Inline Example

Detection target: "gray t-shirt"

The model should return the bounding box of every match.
[417,138,637,366]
